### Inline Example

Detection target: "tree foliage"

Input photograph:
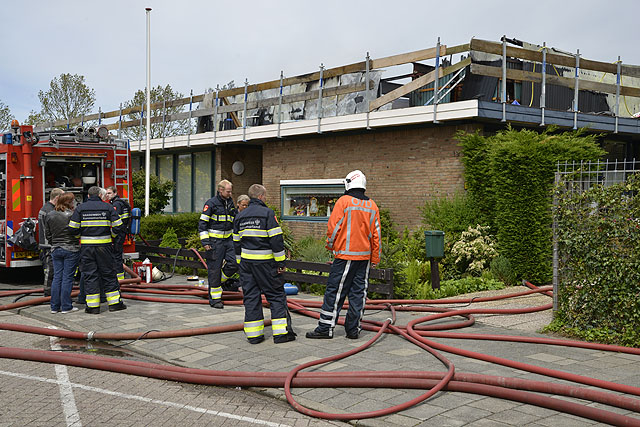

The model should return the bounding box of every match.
[122,84,193,140]
[0,100,13,132]
[26,73,95,127]
[131,169,175,215]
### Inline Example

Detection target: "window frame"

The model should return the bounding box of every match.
[280,179,344,222]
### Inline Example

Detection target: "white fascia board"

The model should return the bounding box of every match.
[131,100,480,152]
[280,179,344,185]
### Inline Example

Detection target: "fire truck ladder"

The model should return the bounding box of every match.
[113,141,131,204]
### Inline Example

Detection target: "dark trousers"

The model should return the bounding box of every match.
[40,249,54,296]
[80,245,121,308]
[240,260,292,340]
[316,259,370,337]
[113,234,125,281]
[206,238,237,303]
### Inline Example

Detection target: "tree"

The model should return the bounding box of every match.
[122,84,193,140]
[28,73,96,127]
[131,169,175,215]
[0,100,13,132]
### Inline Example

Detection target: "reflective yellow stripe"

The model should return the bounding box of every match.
[272,318,288,335]
[209,286,222,299]
[106,291,120,305]
[241,252,274,260]
[86,294,100,308]
[244,320,265,338]
[80,220,111,227]
[119,213,131,219]
[232,233,240,242]
[69,220,80,228]
[239,229,268,238]
[200,214,210,221]
[112,218,123,227]
[267,227,283,237]
[80,236,112,244]
[199,231,209,239]
[208,230,232,238]
[117,272,125,280]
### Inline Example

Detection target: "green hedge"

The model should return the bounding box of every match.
[458,127,604,285]
[551,173,640,346]
[139,212,201,241]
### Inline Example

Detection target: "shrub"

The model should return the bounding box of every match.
[552,173,640,347]
[294,236,332,263]
[131,169,174,215]
[490,255,517,286]
[140,212,200,241]
[451,225,497,276]
[421,192,480,236]
[159,227,180,249]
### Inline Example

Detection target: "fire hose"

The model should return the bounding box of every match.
[1,281,639,424]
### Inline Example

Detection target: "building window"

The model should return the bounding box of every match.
[157,154,173,213]
[176,154,192,212]
[194,152,212,210]
[280,179,344,221]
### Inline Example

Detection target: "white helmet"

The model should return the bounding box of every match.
[345,170,366,191]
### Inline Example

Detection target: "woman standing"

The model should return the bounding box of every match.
[45,192,80,313]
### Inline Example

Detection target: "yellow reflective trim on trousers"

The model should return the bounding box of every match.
[86,294,100,308]
[272,318,288,335]
[210,286,222,299]
[106,291,120,305]
[117,272,125,280]
[244,320,265,338]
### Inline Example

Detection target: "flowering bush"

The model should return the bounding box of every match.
[451,225,498,275]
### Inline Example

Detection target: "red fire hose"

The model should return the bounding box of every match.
[1,281,639,424]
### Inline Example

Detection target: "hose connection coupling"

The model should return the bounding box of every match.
[87,331,96,341]
[386,317,395,325]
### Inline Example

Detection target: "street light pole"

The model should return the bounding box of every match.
[144,7,152,216]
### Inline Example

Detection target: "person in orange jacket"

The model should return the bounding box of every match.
[306,170,381,339]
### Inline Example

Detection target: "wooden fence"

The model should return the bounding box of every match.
[136,243,394,298]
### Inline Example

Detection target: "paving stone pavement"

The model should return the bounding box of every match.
[2,276,640,426]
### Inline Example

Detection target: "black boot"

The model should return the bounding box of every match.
[108,302,127,312]
[209,300,224,309]
[305,329,332,339]
[274,331,297,344]
[85,307,100,314]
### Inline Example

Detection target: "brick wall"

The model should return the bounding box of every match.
[218,145,262,198]
[263,122,481,239]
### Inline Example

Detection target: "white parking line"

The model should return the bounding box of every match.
[49,333,82,426]
[0,369,290,427]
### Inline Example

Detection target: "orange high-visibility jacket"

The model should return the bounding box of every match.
[326,194,381,264]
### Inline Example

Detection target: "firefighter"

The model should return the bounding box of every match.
[306,170,381,340]
[233,184,296,344]
[38,188,65,297]
[198,179,238,309]
[105,185,131,281]
[68,186,127,314]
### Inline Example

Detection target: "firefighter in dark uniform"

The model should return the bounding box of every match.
[233,184,296,344]
[105,185,131,281]
[198,179,238,309]
[69,186,127,314]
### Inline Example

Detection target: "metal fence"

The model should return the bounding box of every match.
[552,158,639,310]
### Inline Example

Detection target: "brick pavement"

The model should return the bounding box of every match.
[2,276,640,426]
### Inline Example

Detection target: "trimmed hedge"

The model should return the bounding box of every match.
[458,127,604,284]
[139,212,201,241]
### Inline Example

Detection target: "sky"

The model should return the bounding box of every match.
[1,0,639,123]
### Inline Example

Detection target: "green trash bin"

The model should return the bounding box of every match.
[424,230,445,258]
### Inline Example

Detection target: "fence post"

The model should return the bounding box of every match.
[573,49,580,130]
[540,42,547,126]
[433,37,441,124]
[366,52,371,130]
[277,70,284,138]
[317,64,324,134]
[553,170,560,313]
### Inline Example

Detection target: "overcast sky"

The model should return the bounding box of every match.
[2,0,638,123]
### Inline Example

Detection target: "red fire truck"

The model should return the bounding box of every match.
[1,121,135,268]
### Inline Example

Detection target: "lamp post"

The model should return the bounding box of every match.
[144,7,152,216]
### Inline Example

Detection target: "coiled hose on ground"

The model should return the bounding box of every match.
[1,280,639,424]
